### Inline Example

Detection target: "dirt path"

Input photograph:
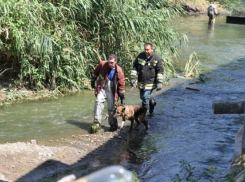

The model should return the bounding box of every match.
[0,130,131,182]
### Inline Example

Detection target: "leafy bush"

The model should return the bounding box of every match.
[215,0,241,9]
[0,0,186,91]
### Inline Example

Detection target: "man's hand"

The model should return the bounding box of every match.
[130,79,136,87]
[118,92,125,105]
[156,83,162,91]
[91,77,96,89]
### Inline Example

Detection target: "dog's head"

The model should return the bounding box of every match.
[114,105,126,118]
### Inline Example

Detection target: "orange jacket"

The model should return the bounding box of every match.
[94,61,125,102]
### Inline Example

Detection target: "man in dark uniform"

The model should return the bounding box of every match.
[130,43,164,114]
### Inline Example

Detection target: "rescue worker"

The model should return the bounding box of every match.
[90,54,125,133]
[207,2,218,24]
[130,43,164,114]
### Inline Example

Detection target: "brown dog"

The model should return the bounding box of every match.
[114,105,148,132]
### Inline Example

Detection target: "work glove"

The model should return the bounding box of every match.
[130,79,136,87]
[118,92,125,105]
[91,77,96,89]
[156,83,162,91]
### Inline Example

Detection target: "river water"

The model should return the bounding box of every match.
[135,15,245,181]
[0,15,245,181]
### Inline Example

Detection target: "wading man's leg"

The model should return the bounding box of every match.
[208,12,215,24]
[92,89,106,133]
[105,83,118,131]
[140,89,156,114]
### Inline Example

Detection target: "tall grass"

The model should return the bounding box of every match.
[183,51,201,78]
[0,0,186,91]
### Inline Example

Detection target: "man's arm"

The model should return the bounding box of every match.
[117,68,125,93]
[93,62,102,77]
[117,67,126,105]
[155,57,164,91]
[156,57,164,83]
[91,62,101,89]
[214,7,218,15]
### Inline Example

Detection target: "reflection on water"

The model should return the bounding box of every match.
[0,14,245,182]
[173,15,245,73]
[135,15,245,181]
[0,88,141,143]
[0,91,95,143]
[207,23,215,41]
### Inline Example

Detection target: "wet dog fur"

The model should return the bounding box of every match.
[114,105,148,132]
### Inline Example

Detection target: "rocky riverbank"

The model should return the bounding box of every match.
[0,130,129,181]
[176,0,227,14]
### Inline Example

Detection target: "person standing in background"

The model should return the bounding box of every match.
[207,1,218,24]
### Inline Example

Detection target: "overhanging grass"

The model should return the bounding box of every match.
[0,0,187,91]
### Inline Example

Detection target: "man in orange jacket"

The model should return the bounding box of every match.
[91,54,125,133]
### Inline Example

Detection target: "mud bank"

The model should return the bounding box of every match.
[0,130,127,182]
[179,0,227,14]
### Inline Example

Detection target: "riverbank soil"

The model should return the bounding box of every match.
[177,0,227,14]
[0,130,129,182]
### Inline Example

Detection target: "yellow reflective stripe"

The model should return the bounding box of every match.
[99,74,104,80]
[157,73,163,77]
[130,70,137,79]
[138,58,146,66]
[145,84,155,90]
[138,83,157,90]
[153,60,158,66]
[130,70,137,76]
[118,90,125,93]
[157,73,163,82]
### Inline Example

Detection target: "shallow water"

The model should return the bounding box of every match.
[0,88,140,143]
[135,15,245,181]
[0,14,245,181]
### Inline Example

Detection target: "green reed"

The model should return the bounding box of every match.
[0,0,187,91]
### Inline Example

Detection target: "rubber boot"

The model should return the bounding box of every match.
[149,99,157,114]
[143,104,149,111]
[110,123,118,131]
[108,111,118,131]
[90,123,101,134]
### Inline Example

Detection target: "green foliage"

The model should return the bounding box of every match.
[226,174,236,182]
[172,160,197,182]
[215,0,240,9]
[172,160,241,182]
[0,0,186,91]
[226,168,245,182]
[214,0,245,13]
[132,170,139,182]
[183,51,202,78]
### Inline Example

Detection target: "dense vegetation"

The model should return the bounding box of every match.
[215,0,241,9]
[0,0,186,91]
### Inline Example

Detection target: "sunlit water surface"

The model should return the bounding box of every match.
[0,15,245,182]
